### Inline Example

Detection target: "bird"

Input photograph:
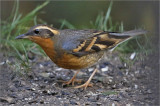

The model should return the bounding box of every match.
[16,24,147,89]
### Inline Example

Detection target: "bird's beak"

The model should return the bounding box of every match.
[15,33,30,39]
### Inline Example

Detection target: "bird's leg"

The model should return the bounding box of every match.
[74,68,98,90]
[63,70,82,86]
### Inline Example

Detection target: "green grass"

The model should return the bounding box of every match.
[1,0,49,74]
[102,90,118,95]
[1,0,49,45]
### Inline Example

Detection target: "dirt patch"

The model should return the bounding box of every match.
[0,50,159,105]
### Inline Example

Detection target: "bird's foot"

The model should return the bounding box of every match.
[74,81,93,90]
[74,68,98,90]
[62,78,82,86]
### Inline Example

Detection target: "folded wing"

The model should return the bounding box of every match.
[65,30,147,57]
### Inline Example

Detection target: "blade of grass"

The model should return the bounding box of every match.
[10,42,23,61]
[22,43,29,64]
[12,0,19,24]
[59,19,75,29]
[104,1,113,31]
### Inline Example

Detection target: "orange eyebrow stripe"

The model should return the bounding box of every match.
[34,26,59,35]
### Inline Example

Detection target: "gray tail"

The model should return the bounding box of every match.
[109,30,148,37]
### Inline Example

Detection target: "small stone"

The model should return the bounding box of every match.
[56,68,63,71]
[87,96,97,102]
[111,84,117,89]
[130,52,136,60]
[147,89,152,94]
[40,100,44,104]
[70,100,77,105]
[34,78,38,81]
[39,64,44,69]
[97,102,102,105]
[61,91,70,95]
[126,71,129,75]
[101,66,109,72]
[0,62,5,65]
[39,72,50,78]
[99,62,110,68]
[126,104,131,106]
[32,83,38,87]
[0,97,14,103]
[112,103,115,106]
[88,68,94,72]
[64,104,69,106]
[109,79,113,82]
[6,59,10,64]
[31,88,36,91]
[24,98,32,101]
[134,84,138,89]
[124,63,127,67]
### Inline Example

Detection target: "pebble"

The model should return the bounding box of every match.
[39,72,50,78]
[97,102,102,105]
[112,103,115,106]
[34,78,38,81]
[32,83,38,87]
[70,100,77,105]
[130,52,136,60]
[61,91,70,95]
[147,89,152,94]
[99,62,110,68]
[87,97,97,102]
[24,97,32,101]
[134,84,138,89]
[39,64,44,68]
[124,63,127,67]
[101,66,109,72]
[0,62,5,65]
[56,68,63,71]
[126,104,131,106]
[88,68,94,72]
[64,104,69,106]
[0,97,14,103]
[6,59,10,64]
[31,88,36,91]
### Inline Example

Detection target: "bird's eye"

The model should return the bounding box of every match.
[34,29,40,34]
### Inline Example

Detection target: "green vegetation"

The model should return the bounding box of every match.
[1,0,49,51]
[102,90,118,95]
[1,0,49,74]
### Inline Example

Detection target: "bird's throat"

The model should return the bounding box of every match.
[30,36,56,60]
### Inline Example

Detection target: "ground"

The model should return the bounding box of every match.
[0,49,159,106]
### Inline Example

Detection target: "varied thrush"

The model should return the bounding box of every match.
[16,25,147,89]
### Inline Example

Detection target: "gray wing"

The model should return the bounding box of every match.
[60,29,147,57]
[60,29,100,51]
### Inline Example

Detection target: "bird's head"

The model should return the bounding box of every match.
[16,24,59,46]
[16,24,59,39]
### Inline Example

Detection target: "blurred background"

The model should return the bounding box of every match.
[1,1,159,33]
[0,0,160,105]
